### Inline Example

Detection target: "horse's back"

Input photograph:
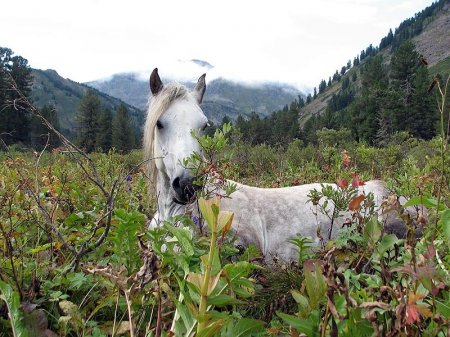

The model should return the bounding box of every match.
[223,180,389,261]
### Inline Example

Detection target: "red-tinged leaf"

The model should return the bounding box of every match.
[351,175,365,188]
[337,178,348,189]
[349,195,365,211]
[405,304,421,324]
[430,282,445,296]
[424,242,436,259]
[341,151,351,167]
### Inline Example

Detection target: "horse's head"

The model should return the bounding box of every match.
[144,68,208,204]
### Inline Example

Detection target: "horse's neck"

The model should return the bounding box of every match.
[156,172,186,221]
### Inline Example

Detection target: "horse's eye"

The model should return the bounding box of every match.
[156,120,163,129]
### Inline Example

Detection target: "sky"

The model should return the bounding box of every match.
[1,0,436,92]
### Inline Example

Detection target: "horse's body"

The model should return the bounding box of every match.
[144,69,405,262]
[220,180,388,260]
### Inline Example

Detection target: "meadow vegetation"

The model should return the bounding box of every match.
[0,14,449,332]
[0,97,449,335]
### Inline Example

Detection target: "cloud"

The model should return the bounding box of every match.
[0,0,435,91]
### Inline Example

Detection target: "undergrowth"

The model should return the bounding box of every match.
[0,77,448,336]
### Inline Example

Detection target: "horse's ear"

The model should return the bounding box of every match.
[150,68,164,96]
[193,73,206,104]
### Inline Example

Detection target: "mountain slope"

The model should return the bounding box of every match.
[297,0,450,126]
[31,69,144,137]
[87,73,303,124]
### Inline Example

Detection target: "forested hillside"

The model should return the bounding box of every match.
[233,0,450,147]
[1,0,449,151]
[31,69,144,139]
[0,48,141,152]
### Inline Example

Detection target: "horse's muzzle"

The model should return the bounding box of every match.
[172,176,200,204]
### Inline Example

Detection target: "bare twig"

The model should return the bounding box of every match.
[4,75,154,270]
[0,184,24,299]
[3,150,77,256]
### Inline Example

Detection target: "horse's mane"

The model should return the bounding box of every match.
[143,83,188,189]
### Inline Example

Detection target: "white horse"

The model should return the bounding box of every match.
[143,69,410,262]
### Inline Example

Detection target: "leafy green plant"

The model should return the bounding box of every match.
[288,234,314,265]
[1,83,449,336]
[0,280,28,337]
[161,196,265,337]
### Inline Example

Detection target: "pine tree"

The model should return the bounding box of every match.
[112,104,135,153]
[76,90,101,152]
[341,77,350,91]
[96,108,113,152]
[410,65,436,139]
[390,41,418,95]
[375,108,394,147]
[0,47,33,146]
[319,79,327,94]
[354,55,389,143]
[389,41,436,138]
[289,100,298,112]
[235,115,249,140]
[298,96,305,108]
[360,50,366,61]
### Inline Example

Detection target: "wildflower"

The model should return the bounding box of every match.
[191,215,200,226]
[125,175,132,192]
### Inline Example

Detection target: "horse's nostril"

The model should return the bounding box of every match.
[172,177,181,190]
[172,176,198,202]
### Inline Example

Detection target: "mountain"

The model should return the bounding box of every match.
[297,0,450,127]
[86,66,303,125]
[30,69,144,138]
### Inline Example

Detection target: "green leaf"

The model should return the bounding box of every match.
[435,299,450,318]
[175,301,196,333]
[438,209,450,241]
[168,226,194,256]
[303,260,326,309]
[65,212,84,225]
[231,318,265,336]
[404,196,445,211]
[223,261,259,279]
[291,290,311,316]
[29,243,52,254]
[207,294,245,306]
[276,312,318,337]
[0,280,29,337]
[344,308,374,336]
[197,319,224,337]
[198,197,220,231]
[375,234,398,258]
[66,272,91,290]
[363,216,382,245]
